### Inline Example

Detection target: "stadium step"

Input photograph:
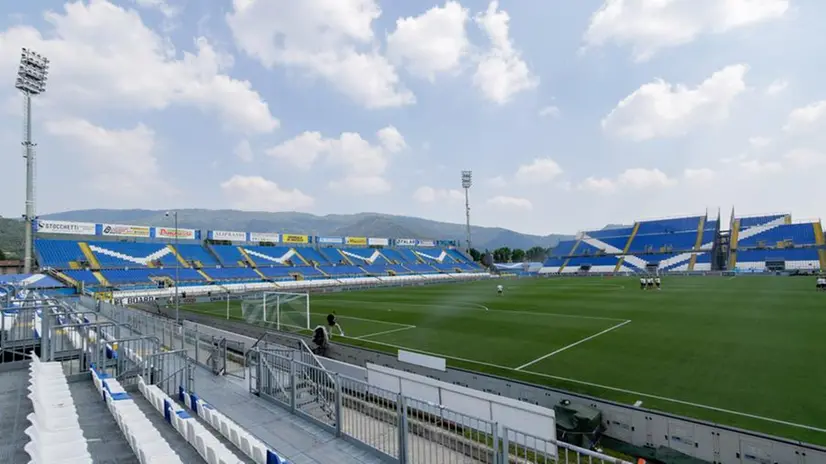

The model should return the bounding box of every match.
[166,244,191,268]
[196,269,213,282]
[78,241,101,270]
[48,268,79,287]
[92,271,110,286]
[614,222,640,273]
[69,261,81,270]
[814,222,826,270]
[688,216,705,271]
[728,219,741,269]
[237,247,257,268]
[559,239,582,273]
[335,248,355,265]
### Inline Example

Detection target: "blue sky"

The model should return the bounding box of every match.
[1,0,825,235]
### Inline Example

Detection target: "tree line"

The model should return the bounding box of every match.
[467,246,550,264]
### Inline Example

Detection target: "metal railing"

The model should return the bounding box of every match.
[251,347,630,464]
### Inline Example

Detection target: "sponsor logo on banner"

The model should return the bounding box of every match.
[36,220,96,235]
[282,234,309,244]
[367,237,389,246]
[318,236,343,244]
[102,224,151,238]
[345,236,367,245]
[212,230,247,241]
[418,240,435,247]
[156,227,196,240]
[249,232,279,243]
[396,238,417,246]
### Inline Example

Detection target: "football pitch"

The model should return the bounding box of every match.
[180,275,826,446]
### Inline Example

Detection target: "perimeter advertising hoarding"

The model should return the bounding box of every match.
[345,236,368,245]
[35,220,96,235]
[249,232,279,243]
[102,224,151,238]
[318,236,344,244]
[368,237,389,246]
[155,227,196,240]
[211,230,247,241]
[396,238,416,246]
[282,234,309,244]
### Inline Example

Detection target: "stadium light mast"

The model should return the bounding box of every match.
[461,170,473,253]
[15,48,49,274]
[165,211,179,324]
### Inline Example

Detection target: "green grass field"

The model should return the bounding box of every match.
[181,275,826,446]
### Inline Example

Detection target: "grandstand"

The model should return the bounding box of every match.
[31,221,484,296]
[541,211,826,275]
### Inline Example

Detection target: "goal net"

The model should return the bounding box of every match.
[240,291,310,333]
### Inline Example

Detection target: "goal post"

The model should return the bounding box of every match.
[240,291,310,333]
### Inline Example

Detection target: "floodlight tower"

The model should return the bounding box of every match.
[16,49,50,274]
[461,170,473,253]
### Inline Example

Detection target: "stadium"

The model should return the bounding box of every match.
[1,5,825,463]
[3,207,826,464]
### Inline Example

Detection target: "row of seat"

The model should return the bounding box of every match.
[178,388,289,464]
[89,366,185,463]
[25,354,92,463]
[138,376,246,464]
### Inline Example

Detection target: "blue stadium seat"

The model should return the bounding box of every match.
[584,227,635,239]
[635,216,703,235]
[294,247,331,265]
[739,214,788,229]
[737,223,817,248]
[404,263,437,274]
[86,241,178,268]
[339,248,389,264]
[203,267,260,281]
[396,248,421,263]
[175,244,219,266]
[210,245,247,266]
[319,265,365,277]
[35,239,85,268]
[243,246,301,266]
[319,248,348,264]
[627,231,698,253]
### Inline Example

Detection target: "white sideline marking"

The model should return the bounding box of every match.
[329,299,628,322]
[316,312,414,327]
[515,320,632,370]
[355,325,417,340]
[345,338,826,434]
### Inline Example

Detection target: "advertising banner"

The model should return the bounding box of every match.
[282,234,309,244]
[418,239,436,247]
[249,232,279,243]
[211,230,247,241]
[102,223,151,238]
[367,237,389,246]
[35,220,96,235]
[317,236,344,244]
[155,227,196,240]
[396,238,417,246]
[345,236,368,246]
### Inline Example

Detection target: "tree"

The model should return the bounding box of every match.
[525,246,547,262]
[493,247,511,263]
[0,249,5,260]
[468,248,481,262]
[511,248,525,262]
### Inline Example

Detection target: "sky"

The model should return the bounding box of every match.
[1,0,825,236]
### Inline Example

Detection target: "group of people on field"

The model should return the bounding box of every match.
[640,276,662,290]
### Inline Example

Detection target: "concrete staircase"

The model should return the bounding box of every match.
[613,222,639,273]
[78,242,101,270]
[167,244,190,268]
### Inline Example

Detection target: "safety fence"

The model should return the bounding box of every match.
[251,343,630,464]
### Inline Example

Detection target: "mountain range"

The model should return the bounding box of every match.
[24,209,573,252]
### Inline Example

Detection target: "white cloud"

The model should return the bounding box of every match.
[538,105,561,118]
[514,158,563,184]
[740,159,782,174]
[473,1,538,104]
[134,0,180,18]
[376,125,407,152]
[413,186,464,203]
[0,1,278,134]
[683,168,716,182]
[226,0,414,109]
[584,0,789,61]
[784,148,826,168]
[487,195,533,210]
[220,175,314,211]
[46,118,175,202]
[618,168,676,189]
[783,100,826,132]
[266,126,402,195]
[748,136,772,148]
[386,2,469,81]
[487,176,508,188]
[577,176,617,193]
[234,139,254,162]
[602,64,749,141]
[766,79,788,95]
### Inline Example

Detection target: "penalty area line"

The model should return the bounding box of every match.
[354,325,417,340]
[515,320,633,371]
[339,337,826,435]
